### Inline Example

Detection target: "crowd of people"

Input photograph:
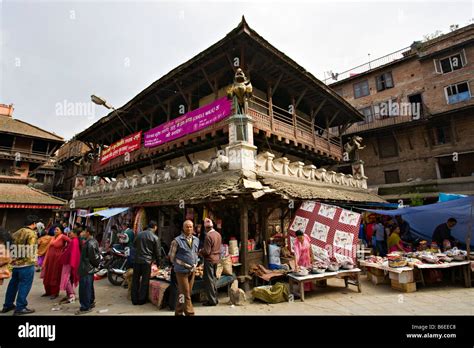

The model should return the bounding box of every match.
[0,216,101,315]
[360,214,459,255]
[1,211,460,316]
[0,215,223,316]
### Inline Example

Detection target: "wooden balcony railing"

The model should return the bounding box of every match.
[344,112,427,135]
[0,146,51,162]
[248,95,342,158]
[91,96,343,175]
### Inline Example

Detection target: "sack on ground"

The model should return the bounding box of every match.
[216,257,233,279]
[251,282,289,304]
[148,280,170,308]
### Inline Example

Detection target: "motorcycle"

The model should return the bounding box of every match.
[95,249,112,278]
[107,246,131,286]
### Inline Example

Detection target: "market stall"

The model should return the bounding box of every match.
[360,249,471,292]
[289,268,362,301]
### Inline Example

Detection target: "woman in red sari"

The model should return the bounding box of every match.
[41,225,70,299]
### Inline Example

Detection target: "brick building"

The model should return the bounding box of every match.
[327,24,474,202]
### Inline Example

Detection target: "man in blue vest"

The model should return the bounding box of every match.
[168,220,199,316]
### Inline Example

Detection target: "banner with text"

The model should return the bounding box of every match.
[100,131,142,165]
[144,97,232,148]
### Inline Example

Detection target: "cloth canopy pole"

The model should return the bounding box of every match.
[467,201,473,255]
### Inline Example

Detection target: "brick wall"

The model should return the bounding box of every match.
[359,112,474,185]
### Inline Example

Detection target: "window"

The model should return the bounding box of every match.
[434,50,467,74]
[353,80,369,99]
[373,98,398,118]
[430,124,452,146]
[378,134,398,158]
[384,170,400,184]
[357,107,373,125]
[438,157,457,179]
[445,82,471,104]
[376,72,394,91]
[439,53,464,73]
[408,93,424,117]
[0,134,14,148]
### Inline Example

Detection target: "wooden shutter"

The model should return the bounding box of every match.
[461,49,467,66]
[433,59,442,74]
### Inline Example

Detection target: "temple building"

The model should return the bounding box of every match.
[71,17,384,276]
[0,103,65,231]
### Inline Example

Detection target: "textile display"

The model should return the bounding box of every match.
[288,201,361,264]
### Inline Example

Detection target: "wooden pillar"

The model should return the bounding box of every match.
[240,44,245,71]
[449,115,457,144]
[325,115,331,149]
[214,79,219,101]
[268,86,274,131]
[259,204,269,267]
[1,210,7,228]
[311,108,316,147]
[291,97,297,139]
[149,113,154,130]
[240,199,248,276]
[167,103,171,122]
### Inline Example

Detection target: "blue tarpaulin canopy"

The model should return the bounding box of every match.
[84,207,129,221]
[438,192,467,202]
[364,196,474,247]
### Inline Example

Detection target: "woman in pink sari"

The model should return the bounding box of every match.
[59,229,81,303]
[294,230,314,291]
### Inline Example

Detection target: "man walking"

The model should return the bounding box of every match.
[77,226,101,315]
[2,215,38,315]
[200,218,222,306]
[169,220,199,316]
[131,220,161,305]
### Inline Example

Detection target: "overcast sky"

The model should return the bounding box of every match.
[1,0,472,141]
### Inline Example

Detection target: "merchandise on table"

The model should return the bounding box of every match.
[387,253,408,268]
[445,247,467,261]
[294,266,309,276]
[150,264,171,281]
[327,261,340,272]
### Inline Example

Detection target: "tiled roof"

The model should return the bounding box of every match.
[73,170,385,209]
[0,115,63,142]
[260,177,386,203]
[0,183,66,205]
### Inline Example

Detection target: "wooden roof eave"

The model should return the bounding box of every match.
[75,17,362,143]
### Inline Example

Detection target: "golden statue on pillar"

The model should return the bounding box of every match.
[227,68,253,113]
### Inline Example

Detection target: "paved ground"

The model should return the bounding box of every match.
[1,272,472,316]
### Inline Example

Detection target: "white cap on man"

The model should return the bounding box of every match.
[204,218,213,228]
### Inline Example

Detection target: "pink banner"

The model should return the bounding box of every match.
[144,97,232,148]
[100,131,142,165]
